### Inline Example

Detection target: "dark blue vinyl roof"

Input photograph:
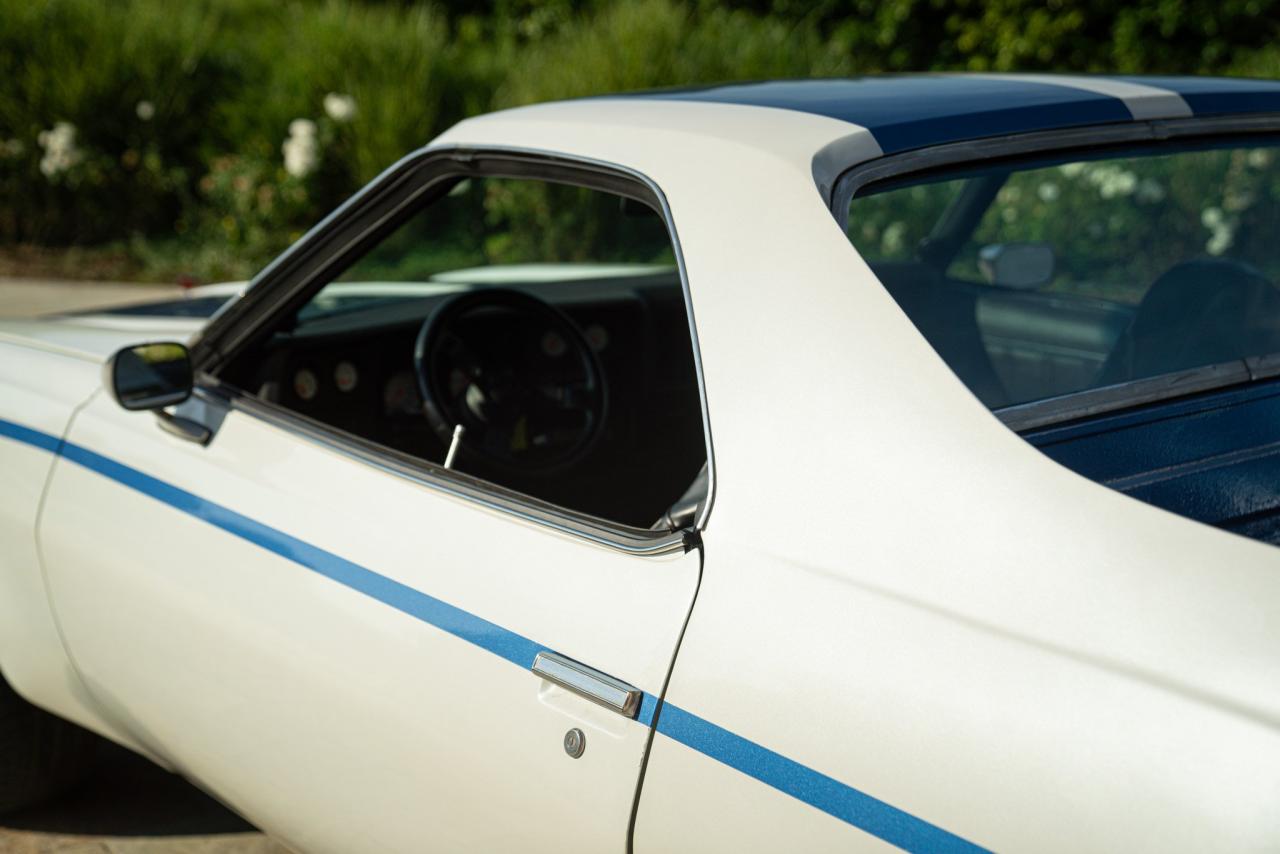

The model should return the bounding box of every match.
[633,75,1280,155]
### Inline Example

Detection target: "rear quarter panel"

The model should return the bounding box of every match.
[635,536,1280,852]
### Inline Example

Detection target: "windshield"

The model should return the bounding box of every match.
[847,139,1280,412]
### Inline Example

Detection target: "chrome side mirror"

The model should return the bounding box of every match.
[105,342,194,411]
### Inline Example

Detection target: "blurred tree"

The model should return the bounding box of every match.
[706,0,1280,72]
[1,0,1277,280]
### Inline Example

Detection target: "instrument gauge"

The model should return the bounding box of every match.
[541,330,567,358]
[383,371,422,416]
[585,323,609,353]
[293,369,318,401]
[334,360,359,393]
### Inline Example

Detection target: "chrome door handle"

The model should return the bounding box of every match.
[531,651,642,718]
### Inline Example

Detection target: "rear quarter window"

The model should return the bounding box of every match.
[846,140,1280,409]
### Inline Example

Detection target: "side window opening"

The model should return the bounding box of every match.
[846,140,1280,409]
[843,137,1280,549]
[220,173,707,532]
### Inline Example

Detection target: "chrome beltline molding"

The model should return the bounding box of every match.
[199,386,691,558]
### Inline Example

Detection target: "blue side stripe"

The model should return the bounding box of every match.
[1,416,986,853]
[0,417,63,453]
[655,703,989,854]
[56,438,547,671]
[636,690,660,728]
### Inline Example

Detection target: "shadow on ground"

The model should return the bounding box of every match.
[5,743,252,837]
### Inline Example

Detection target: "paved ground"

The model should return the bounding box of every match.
[0,278,285,854]
[0,278,182,318]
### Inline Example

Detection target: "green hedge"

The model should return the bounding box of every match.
[1,0,1277,280]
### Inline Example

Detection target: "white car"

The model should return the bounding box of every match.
[3,75,1280,852]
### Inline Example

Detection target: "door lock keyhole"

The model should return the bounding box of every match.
[563,728,585,759]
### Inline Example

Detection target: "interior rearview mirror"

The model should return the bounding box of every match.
[978,242,1055,289]
[105,342,194,411]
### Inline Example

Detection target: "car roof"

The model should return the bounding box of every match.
[433,74,1280,208]
[621,74,1280,155]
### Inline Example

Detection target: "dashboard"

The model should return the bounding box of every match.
[228,276,706,528]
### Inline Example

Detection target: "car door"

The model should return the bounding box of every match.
[35,153,710,853]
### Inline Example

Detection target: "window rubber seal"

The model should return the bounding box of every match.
[187,146,716,552]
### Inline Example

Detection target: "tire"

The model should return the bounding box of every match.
[0,673,99,813]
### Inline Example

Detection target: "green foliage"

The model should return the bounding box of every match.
[213,0,453,187]
[0,0,1278,282]
[336,177,672,284]
[718,0,1280,73]
[847,142,1280,305]
[494,0,856,107]
[0,0,458,277]
[0,0,236,243]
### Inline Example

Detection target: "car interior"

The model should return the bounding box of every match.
[847,137,1280,546]
[216,176,708,532]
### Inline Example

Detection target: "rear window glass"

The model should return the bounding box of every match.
[847,140,1280,409]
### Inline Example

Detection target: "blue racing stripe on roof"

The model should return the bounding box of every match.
[1115,76,1280,116]
[637,77,1132,153]
[1,414,989,852]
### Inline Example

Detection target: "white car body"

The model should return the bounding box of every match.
[2,75,1280,852]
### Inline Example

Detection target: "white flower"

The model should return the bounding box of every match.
[323,93,357,123]
[1201,207,1236,255]
[289,118,317,138]
[1087,165,1137,199]
[0,139,23,158]
[36,121,81,177]
[1135,178,1165,204]
[1037,181,1059,202]
[282,118,319,178]
[135,100,155,121]
[1247,149,1271,169]
[1206,226,1235,256]
[880,221,906,255]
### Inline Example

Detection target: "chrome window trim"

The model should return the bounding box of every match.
[195,382,690,557]
[186,146,715,553]
[830,114,1280,430]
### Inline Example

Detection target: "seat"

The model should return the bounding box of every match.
[1098,258,1280,386]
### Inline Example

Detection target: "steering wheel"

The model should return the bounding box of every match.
[413,288,607,474]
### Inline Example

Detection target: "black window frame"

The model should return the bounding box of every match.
[188,146,715,555]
